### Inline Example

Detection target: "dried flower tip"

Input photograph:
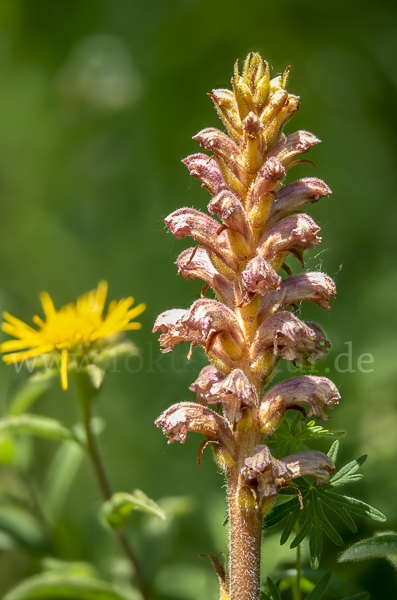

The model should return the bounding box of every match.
[259,375,341,435]
[250,312,330,372]
[155,401,235,459]
[153,309,189,353]
[206,369,257,425]
[248,157,286,211]
[182,153,227,196]
[189,365,225,404]
[240,445,292,499]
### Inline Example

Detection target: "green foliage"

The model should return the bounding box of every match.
[0,414,79,442]
[7,371,57,416]
[264,441,386,569]
[102,489,166,529]
[2,572,138,600]
[268,413,344,457]
[338,532,397,570]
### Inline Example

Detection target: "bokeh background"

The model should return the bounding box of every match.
[0,0,396,598]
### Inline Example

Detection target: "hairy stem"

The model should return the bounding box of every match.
[74,373,149,600]
[227,426,263,600]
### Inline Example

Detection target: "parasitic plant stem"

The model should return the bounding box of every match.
[155,53,340,600]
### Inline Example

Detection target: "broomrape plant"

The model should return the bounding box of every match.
[153,53,387,600]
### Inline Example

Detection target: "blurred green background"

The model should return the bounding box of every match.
[0,0,396,598]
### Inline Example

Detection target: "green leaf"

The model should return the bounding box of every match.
[328,455,367,488]
[312,495,343,546]
[2,573,137,600]
[265,498,302,528]
[42,440,84,523]
[8,372,57,416]
[339,594,370,600]
[290,511,314,549]
[319,492,357,533]
[326,492,387,522]
[102,490,166,529]
[0,415,77,442]
[280,504,300,545]
[305,571,331,600]
[0,505,48,553]
[266,576,282,600]
[327,440,339,463]
[338,533,397,564]
[260,593,272,600]
[309,516,323,570]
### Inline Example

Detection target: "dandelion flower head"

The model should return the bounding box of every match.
[1,281,146,390]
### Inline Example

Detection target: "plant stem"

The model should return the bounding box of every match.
[295,522,301,600]
[74,373,149,600]
[227,425,263,600]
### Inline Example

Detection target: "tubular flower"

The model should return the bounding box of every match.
[154,53,338,600]
[1,281,146,390]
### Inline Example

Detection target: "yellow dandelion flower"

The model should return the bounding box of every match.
[1,281,146,390]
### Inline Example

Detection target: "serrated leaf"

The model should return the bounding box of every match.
[328,455,367,487]
[305,571,331,600]
[266,576,282,600]
[280,504,301,545]
[102,490,166,529]
[0,415,77,442]
[310,517,323,569]
[327,440,339,463]
[338,533,397,564]
[2,573,136,600]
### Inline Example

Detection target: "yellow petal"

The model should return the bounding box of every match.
[40,292,56,319]
[61,348,68,390]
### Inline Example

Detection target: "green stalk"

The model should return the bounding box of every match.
[295,521,301,600]
[74,370,149,600]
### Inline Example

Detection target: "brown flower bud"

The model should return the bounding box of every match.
[267,130,321,168]
[256,213,321,269]
[258,272,336,321]
[193,128,248,195]
[241,256,281,295]
[250,312,330,369]
[266,177,332,228]
[155,401,235,460]
[182,153,227,197]
[189,365,225,404]
[176,246,236,308]
[259,375,341,435]
[206,369,257,425]
[247,157,286,211]
[208,190,251,241]
[164,207,239,271]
